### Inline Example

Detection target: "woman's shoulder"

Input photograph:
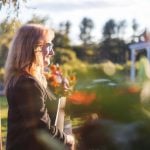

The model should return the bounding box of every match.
[6,73,42,96]
[9,72,40,91]
[17,73,37,85]
[8,73,45,96]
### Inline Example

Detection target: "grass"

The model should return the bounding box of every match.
[0,96,8,150]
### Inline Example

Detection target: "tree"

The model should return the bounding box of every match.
[79,17,94,45]
[0,19,22,67]
[99,38,127,63]
[102,19,116,39]
[53,21,71,48]
[65,21,71,35]
[53,32,70,48]
[132,19,139,36]
[131,19,140,42]
[1,0,26,6]
[58,21,71,35]
[116,20,127,39]
[0,0,27,18]
[27,14,49,24]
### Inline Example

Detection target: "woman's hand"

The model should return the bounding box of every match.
[66,134,75,150]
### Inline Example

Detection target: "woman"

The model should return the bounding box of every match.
[4,24,74,150]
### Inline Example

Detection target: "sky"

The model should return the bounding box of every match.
[1,0,150,44]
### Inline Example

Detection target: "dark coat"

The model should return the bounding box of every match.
[6,73,67,150]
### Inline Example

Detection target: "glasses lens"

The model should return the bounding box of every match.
[46,43,53,52]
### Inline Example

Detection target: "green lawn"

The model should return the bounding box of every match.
[0,96,8,150]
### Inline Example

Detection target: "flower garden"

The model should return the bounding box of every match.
[1,60,150,150]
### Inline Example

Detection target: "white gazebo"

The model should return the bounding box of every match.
[129,42,150,81]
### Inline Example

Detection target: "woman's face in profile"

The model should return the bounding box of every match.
[42,34,55,66]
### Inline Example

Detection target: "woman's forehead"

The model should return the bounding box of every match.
[42,32,54,42]
[45,34,53,42]
[38,35,53,44]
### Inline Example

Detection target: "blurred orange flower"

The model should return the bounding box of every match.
[68,91,96,105]
[69,75,77,82]
[127,85,141,94]
[50,80,60,87]
[50,64,57,72]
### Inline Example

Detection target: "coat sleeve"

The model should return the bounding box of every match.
[13,77,67,143]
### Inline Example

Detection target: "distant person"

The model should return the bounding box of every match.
[4,24,74,150]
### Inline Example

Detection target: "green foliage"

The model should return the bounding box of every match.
[0,68,4,82]
[53,32,70,48]
[0,19,21,44]
[132,19,139,34]
[72,44,100,63]
[0,19,22,67]
[53,21,71,48]
[53,48,79,64]
[65,61,150,123]
[99,38,128,63]
[103,19,116,39]
[1,0,27,20]
[0,96,8,150]
[58,21,71,35]
[79,17,94,45]
[116,20,127,38]
[27,14,49,25]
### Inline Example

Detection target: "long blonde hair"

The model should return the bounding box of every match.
[4,24,54,93]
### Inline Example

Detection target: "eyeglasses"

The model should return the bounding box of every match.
[35,43,54,55]
[44,43,53,53]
